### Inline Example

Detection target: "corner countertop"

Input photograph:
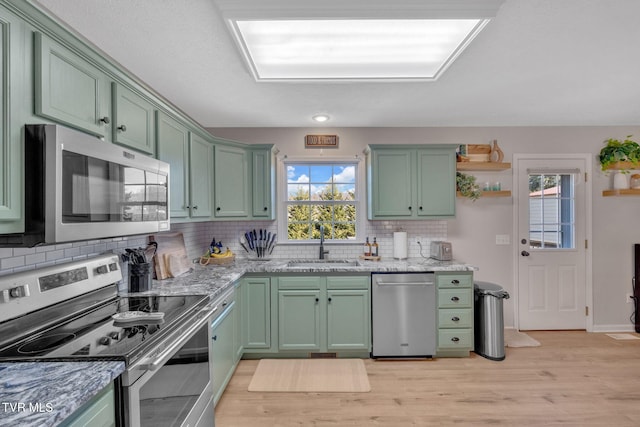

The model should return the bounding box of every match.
[0,361,125,427]
[141,257,477,300]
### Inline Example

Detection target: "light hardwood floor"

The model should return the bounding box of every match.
[215,331,640,426]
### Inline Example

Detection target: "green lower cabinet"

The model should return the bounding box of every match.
[210,300,236,406]
[326,289,370,351]
[278,289,321,351]
[435,272,474,357]
[59,382,115,427]
[233,282,243,362]
[275,275,371,355]
[241,277,271,352]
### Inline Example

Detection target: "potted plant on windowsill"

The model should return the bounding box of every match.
[598,135,640,173]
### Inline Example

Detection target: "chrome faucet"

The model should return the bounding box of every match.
[319,225,329,259]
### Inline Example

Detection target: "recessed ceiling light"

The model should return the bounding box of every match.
[230,18,489,82]
[312,114,330,122]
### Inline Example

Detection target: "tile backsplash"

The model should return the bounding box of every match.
[0,220,447,277]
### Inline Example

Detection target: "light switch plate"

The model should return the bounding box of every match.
[496,234,510,245]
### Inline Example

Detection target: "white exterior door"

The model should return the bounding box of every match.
[515,156,590,330]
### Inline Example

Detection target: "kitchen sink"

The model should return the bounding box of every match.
[286,259,361,268]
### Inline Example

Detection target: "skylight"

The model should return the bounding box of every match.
[231,19,489,82]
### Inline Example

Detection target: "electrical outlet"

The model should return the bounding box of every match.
[627,293,635,304]
[415,237,425,246]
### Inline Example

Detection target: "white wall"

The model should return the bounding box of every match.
[209,126,640,331]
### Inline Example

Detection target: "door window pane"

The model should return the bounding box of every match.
[528,173,575,249]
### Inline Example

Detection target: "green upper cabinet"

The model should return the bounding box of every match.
[112,83,155,155]
[250,146,276,219]
[34,32,111,138]
[416,148,456,217]
[368,149,414,217]
[366,145,457,219]
[188,132,214,219]
[0,6,23,229]
[214,144,249,217]
[156,112,213,221]
[156,111,189,218]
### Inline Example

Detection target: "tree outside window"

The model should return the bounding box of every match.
[286,163,357,241]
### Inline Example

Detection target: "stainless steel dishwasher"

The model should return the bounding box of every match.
[371,272,436,358]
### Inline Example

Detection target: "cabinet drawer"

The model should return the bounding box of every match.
[438,308,473,328]
[438,289,472,308]
[277,276,322,290]
[437,274,472,289]
[326,276,369,289]
[438,329,473,349]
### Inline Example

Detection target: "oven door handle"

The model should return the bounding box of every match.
[134,311,210,372]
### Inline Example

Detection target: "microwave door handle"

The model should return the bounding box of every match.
[135,314,209,372]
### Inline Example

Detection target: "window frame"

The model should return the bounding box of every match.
[277,157,365,244]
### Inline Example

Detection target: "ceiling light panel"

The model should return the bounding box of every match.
[232,19,488,81]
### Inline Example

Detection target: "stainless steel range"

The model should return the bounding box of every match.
[0,254,216,427]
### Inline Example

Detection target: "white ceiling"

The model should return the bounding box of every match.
[34,0,640,128]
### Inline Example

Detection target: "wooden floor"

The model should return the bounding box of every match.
[215,331,640,426]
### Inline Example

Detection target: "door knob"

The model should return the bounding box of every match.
[521,250,530,256]
[100,116,110,124]
[117,124,127,132]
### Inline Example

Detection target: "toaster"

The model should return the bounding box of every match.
[430,241,453,261]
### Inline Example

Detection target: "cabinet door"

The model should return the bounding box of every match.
[241,277,271,349]
[112,83,155,155]
[417,148,456,217]
[34,32,110,137]
[211,303,235,406]
[251,148,274,218]
[156,112,189,218]
[369,149,414,218]
[278,289,321,351]
[189,133,214,218]
[59,382,115,427]
[0,11,21,225]
[326,289,370,351]
[233,282,243,362]
[214,145,249,217]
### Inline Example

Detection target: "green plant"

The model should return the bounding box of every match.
[456,172,481,201]
[598,135,640,173]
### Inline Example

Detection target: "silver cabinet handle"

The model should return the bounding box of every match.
[118,124,127,132]
[100,116,110,124]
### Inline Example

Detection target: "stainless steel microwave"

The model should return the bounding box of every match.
[0,124,170,247]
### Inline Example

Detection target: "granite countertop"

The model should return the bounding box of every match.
[0,361,125,427]
[144,257,477,300]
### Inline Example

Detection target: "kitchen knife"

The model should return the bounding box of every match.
[265,231,271,257]
[268,233,277,254]
[245,232,254,250]
[259,229,263,258]
[239,236,249,253]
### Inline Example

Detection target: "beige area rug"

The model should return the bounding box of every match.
[606,333,640,340]
[248,359,371,393]
[504,329,541,347]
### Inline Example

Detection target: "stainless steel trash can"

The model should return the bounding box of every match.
[474,281,510,361]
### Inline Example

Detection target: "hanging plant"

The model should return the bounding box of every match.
[456,172,481,201]
[598,135,640,173]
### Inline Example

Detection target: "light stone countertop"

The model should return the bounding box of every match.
[143,257,477,300]
[0,361,125,427]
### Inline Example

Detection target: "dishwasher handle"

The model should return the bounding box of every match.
[375,281,434,286]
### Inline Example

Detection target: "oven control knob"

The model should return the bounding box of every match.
[108,331,121,340]
[96,265,109,275]
[99,336,111,346]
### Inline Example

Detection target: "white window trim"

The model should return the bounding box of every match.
[276,155,366,244]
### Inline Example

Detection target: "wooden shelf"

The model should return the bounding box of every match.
[602,188,640,196]
[457,190,511,198]
[456,162,511,171]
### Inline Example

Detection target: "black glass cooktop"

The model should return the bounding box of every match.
[0,294,208,362]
